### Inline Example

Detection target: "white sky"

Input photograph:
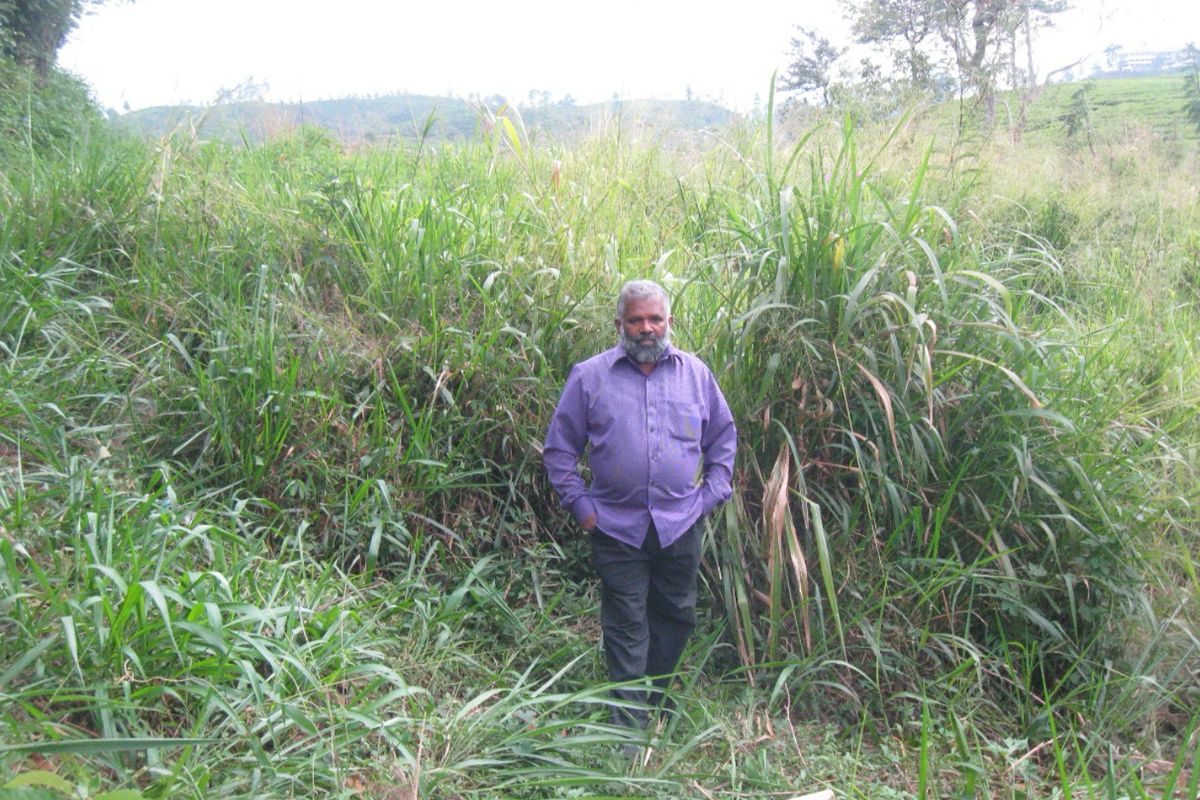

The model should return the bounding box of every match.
[58,0,1199,113]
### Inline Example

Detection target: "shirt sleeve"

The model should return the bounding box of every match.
[543,366,599,524]
[698,369,737,515]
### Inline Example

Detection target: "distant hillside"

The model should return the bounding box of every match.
[1014,74,1199,142]
[113,94,739,144]
[899,73,1199,146]
[115,74,1198,151]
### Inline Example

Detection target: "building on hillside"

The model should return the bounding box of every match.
[1115,49,1189,73]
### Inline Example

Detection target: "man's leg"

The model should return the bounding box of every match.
[590,529,652,730]
[644,523,702,714]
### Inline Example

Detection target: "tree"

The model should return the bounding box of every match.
[841,0,1066,131]
[781,26,846,105]
[1183,43,1200,134]
[1002,0,1077,141]
[0,0,110,77]
[1103,43,1123,71]
[848,0,938,89]
[932,0,1021,127]
[1059,82,1095,154]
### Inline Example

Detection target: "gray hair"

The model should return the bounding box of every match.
[616,279,671,319]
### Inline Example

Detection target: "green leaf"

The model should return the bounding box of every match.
[59,617,81,679]
[3,771,72,792]
[0,738,218,756]
[138,580,179,655]
[0,632,58,688]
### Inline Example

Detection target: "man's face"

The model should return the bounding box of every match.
[616,296,672,363]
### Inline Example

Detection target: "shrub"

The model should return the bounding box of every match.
[0,60,100,157]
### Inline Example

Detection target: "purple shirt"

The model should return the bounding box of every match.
[543,344,737,547]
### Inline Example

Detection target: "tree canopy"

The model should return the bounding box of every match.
[0,0,104,76]
[786,0,1068,127]
[1184,43,1200,133]
[781,26,845,105]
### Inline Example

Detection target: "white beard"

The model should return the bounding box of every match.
[620,327,670,363]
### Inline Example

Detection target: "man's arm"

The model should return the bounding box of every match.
[543,367,599,529]
[698,371,737,515]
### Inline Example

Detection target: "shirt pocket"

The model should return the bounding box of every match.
[664,400,703,443]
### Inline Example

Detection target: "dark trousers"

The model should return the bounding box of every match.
[591,521,702,730]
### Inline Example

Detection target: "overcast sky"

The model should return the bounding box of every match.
[59,0,1199,113]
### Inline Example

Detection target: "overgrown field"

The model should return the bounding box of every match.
[2,76,1199,799]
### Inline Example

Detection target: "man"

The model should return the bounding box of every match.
[543,279,737,731]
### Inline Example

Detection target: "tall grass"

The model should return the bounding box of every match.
[2,70,1198,797]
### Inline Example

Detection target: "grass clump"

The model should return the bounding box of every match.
[685,109,1191,734]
